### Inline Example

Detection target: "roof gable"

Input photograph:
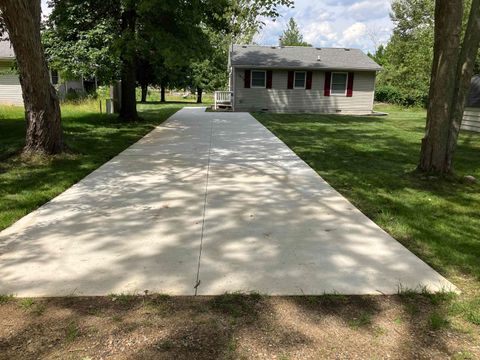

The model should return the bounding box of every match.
[231,45,382,71]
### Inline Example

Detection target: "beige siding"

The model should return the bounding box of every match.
[462,107,480,132]
[233,69,376,113]
[0,61,23,105]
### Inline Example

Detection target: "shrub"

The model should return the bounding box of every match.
[375,84,428,107]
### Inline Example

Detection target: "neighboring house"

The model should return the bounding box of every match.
[0,41,22,105]
[0,40,93,106]
[226,44,382,114]
[462,75,480,133]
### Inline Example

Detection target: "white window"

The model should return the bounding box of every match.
[294,71,306,89]
[331,72,348,95]
[251,70,266,88]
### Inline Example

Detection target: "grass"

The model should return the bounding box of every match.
[348,312,373,329]
[65,320,80,342]
[0,100,192,231]
[1,101,479,357]
[135,87,214,105]
[253,104,480,326]
[1,294,478,358]
[0,294,14,304]
[429,312,450,330]
[19,298,35,309]
[210,292,264,318]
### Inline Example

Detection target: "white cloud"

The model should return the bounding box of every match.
[255,0,393,52]
[342,22,367,42]
[303,22,338,45]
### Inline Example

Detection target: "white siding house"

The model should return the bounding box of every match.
[227,45,381,114]
[0,41,22,105]
[462,75,480,133]
[0,40,89,106]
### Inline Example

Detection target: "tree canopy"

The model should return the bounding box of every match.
[375,0,480,107]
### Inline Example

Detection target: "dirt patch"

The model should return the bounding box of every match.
[1,294,478,359]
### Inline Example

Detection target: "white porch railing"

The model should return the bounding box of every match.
[214,91,233,110]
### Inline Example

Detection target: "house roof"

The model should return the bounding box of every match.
[0,40,15,60]
[467,75,480,108]
[230,44,382,71]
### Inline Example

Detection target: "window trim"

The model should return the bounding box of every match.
[330,72,348,96]
[294,71,306,89]
[251,70,267,88]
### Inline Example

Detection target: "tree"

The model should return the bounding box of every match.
[45,0,292,112]
[118,0,138,120]
[136,56,155,103]
[188,28,230,103]
[280,18,311,46]
[226,0,293,43]
[368,44,387,66]
[419,0,480,173]
[45,0,140,119]
[0,0,64,154]
[376,0,435,106]
[42,1,120,84]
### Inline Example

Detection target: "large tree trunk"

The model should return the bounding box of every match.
[447,0,480,167]
[119,1,139,121]
[418,0,464,173]
[196,87,203,103]
[1,0,64,155]
[140,83,148,103]
[160,84,166,103]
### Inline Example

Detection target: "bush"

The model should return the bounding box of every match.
[375,84,428,107]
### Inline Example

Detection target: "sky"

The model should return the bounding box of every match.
[41,0,393,53]
[254,0,393,52]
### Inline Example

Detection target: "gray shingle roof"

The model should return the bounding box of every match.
[231,44,382,71]
[0,39,15,60]
[467,75,480,108]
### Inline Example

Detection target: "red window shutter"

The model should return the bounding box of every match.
[266,70,273,89]
[347,72,354,97]
[324,71,331,96]
[287,71,294,89]
[244,70,251,88]
[306,71,313,90]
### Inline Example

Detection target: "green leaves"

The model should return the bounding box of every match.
[43,0,121,83]
[280,18,311,47]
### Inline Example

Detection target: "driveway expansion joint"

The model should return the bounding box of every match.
[194,118,214,296]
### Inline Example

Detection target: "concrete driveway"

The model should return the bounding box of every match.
[0,107,455,296]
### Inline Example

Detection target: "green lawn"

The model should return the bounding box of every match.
[254,104,480,326]
[0,101,188,231]
[135,87,214,104]
[1,101,479,330]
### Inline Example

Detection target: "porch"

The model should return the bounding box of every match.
[214,91,233,111]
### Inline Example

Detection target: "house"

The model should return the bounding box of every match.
[462,75,480,133]
[0,40,22,105]
[222,44,382,114]
[0,40,94,106]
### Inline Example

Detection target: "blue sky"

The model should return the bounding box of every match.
[41,0,393,52]
[255,0,393,52]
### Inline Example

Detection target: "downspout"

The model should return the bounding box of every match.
[232,67,235,111]
[229,43,235,111]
